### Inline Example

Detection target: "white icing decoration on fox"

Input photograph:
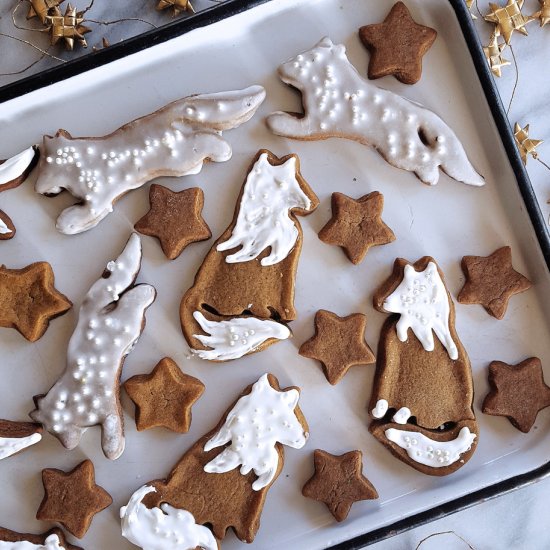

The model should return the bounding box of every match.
[392,407,411,425]
[266,37,484,187]
[371,399,389,419]
[120,485,217,550]
[0,534,63,550]
[0,146,36,187]
[385,426,476,468]
[0,432,41,460]
[35,86,266,234]
[0,219,11,235]
[382,262,459,360]
[192,311,290,361]
[216,152,312,265]
[204,373,307,490]
[30,233,156,460]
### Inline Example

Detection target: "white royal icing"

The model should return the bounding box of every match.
[204,373,307,490]
[385,426,476,468]
[267,37,484,187]
[0,432,41,460]
[0,219,11,234]
[192,311,290,361]
[382,262,458,360]
[392,407,412,425]
[0,534,64,550]
[120,485,217,550]
[0,146,35,187]
[216,152,312,266]
[371,399,389,419]
[30,233,156,460]
[35,86,266,234]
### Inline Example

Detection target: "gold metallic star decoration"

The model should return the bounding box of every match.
[45,4,91,50]
[534,0,550,26]
[156,0,195,16]
[483,33,511,77]
[514,123,543,164]
[484,0,531,44]
[26,0,64,24]
[465,0,477,19]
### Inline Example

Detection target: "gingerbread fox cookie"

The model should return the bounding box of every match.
[0,211,15,240]
[266,38,483,187]
[180,150,319,361]
[369,257,478,475]
[30,233,156,460]
[121,373,308,546]
[30,86,265,234]
[0,527,82,550]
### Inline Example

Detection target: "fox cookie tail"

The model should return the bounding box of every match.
[369,418,478,476]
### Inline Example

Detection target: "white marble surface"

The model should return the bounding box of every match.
[0,1,549,549]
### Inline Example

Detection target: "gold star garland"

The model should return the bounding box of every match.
[156,0,195,17]
[470,0,549,183]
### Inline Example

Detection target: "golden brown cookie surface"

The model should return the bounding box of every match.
[124,357,205,433]
[458,246,531,319]
[359,2,437,84]
[299,310,375,385]
[0,261,72,342]
[483,357,550,433]
[0,419,42,461]
[135,184,211,260]
[302,449,378,522]
[36,459,112,538]
[318,191,395,265]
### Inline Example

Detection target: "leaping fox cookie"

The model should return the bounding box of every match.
[369,257,478,475]
[0,86,265,234]
[267,37,484,187]
[180,149,319,361]
[30,233,156,460]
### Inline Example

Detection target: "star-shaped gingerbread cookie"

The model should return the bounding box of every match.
[299,310,375,385]
[302,449,378,522]
[36,459,112,538]
[318,192,395,265]
[457,246,531,319]
[482,357,550,433]
[135,184,211,260]
[0,261,72,341]
[124,357,205,432]
[359,1,437,84]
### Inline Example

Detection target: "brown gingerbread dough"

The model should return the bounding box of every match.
[141,374,308,543]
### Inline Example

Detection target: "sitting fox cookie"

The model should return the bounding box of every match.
[30,233,156,460]
[180,149,319,361]
[10,86,265,234]
[369,257,478,475]
[267,37,483,187]
[120,373,308,547]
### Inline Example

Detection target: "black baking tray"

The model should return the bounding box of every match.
[1,0,549,547]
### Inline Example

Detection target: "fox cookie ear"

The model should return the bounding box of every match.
[319,36,334,48]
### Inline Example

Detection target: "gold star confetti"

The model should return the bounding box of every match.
[156,0,195,16]
[483,33,511,77]
[45,4,91,50]
[485,0,531,44]
[534,0,550,26]
[514,123,543,164]
[26,0,64,24]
